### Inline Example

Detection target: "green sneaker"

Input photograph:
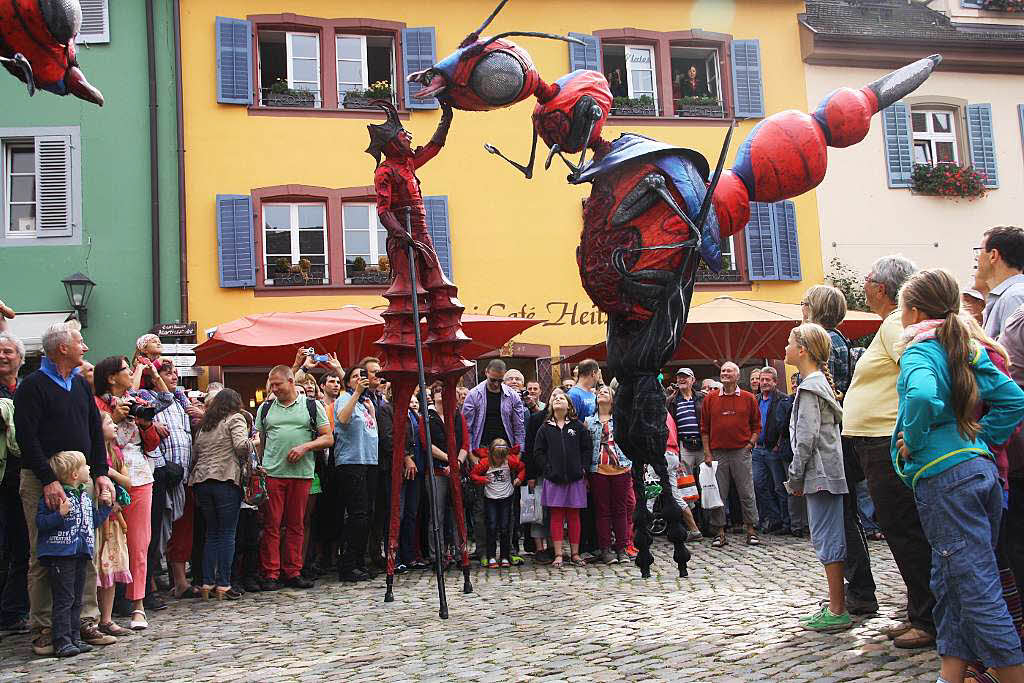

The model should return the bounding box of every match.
[799,605,828,624]
[801,607,852,632]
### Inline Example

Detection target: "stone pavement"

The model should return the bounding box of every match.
[0,534,944,682]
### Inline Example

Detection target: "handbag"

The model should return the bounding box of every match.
[681,434,703,452]
[163,461,185,488]
[677,463,699,503]
[698,461,723,509]
[519,484,543,525]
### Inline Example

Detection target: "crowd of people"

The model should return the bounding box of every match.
[2,228,1024,682]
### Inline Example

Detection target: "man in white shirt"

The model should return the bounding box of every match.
[978,226,1024,337]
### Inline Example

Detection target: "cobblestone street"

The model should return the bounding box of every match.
[0,535,943,682]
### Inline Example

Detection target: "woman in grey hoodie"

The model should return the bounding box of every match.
[784,323,851,633]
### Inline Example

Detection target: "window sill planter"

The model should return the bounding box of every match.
[695,267,743,284]
[261,89,319,109]
[978,0,1024,11]
[611,96,657,117]
[675,103,725,119]
[911,163,988,199]
[346,270,391,285]
[343,94,386,110]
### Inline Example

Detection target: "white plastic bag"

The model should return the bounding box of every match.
[699,461,724,510]
[519,484,543,524]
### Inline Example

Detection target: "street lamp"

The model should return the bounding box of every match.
[62,272,96,329]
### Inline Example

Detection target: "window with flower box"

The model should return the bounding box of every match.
[336,34,397,109]
[911,109,960,166]
[257,30,322,108]
[343,203,391,284]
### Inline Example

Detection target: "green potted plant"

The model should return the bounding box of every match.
[344,81,393,109]
[911,163,988,199]
[611,94,657,117]
[264,78,316,108]
[979,0,1024,11]
[674,95,724,118]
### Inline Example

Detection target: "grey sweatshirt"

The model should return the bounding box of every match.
[787,371,848,495]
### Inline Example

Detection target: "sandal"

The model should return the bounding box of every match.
[551,556,564,568]
[711,535,727,548]
[129,610,148,631]
[746,534,761,546]
[98,621,133,637]
[866,531,885,542]
[174,586,201,599]
[570,555,587,567]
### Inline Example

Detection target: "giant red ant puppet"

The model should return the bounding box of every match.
[0,0,103,105]
[405,1,940,579]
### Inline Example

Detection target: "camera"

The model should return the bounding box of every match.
[122,397,157,421]
[303,347,330,364]
[187,390,206,401]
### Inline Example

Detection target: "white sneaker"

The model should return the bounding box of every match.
[129,610,148,631]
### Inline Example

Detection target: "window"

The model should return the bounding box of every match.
[602,44,659,116]
[257,30,321,108]
[696,236,743,283]
[262,203,328,286]
[0,127,79,245]
[4,141,35,238]
[343,203,391,284]
[911,109,959,165]
[671,46,724,118]
[337,34,396,108]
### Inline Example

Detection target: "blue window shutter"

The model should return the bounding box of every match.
[568,33,601,72]
[882,102,913,188]
[216,194,256,287]
[1018,105,1024,166]
[771,201,801,281]
[744,201,777,280]
[215,17,252,105]
[967,103,999,189]
[403,28,439,110]
[424,195,452,279]
[730,39,764,119]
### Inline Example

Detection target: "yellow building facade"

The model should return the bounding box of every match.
[181,0,823,386]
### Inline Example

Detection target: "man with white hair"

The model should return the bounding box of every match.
[0,332,29,635]
[14,323,116,655]
[701,361,761,547]
[843,254,934,649]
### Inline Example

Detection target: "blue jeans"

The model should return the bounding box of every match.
[753,448,788,528]
[393,474,422,566]
[914,456,1023,668]
[194,480,242,588]
[855,480,880,533]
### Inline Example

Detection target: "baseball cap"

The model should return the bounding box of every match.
[675,367,694,378]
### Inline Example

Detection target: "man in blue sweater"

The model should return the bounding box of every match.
[14,323,115,656]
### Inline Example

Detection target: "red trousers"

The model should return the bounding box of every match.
[549,508,581,548]
[591,472,632,551]
[259,477,311,580]
[167,488,194,563]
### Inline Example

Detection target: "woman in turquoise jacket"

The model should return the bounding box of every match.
[894,269,1024,683]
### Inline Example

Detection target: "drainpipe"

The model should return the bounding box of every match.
[146,0,161,326]
[173,0,188,322]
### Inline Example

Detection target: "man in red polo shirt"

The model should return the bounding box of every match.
[701,362,762,547]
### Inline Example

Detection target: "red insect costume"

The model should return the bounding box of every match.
[366,101,475,600]
[0,0,103,104]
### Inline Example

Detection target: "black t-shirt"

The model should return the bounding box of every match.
[481,388,508,449]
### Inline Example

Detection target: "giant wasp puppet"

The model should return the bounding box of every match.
[395,0,941,580]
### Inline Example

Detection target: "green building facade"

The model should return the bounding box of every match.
[0,0,181,360]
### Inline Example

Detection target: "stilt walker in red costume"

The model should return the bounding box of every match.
[366,100,475,613]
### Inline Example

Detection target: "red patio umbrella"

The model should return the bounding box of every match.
[559,296,883,367]
[193,305,543,368]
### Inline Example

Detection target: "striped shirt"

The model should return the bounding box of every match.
[674,397,700,437]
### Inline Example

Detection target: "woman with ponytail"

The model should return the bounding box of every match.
[895,269,1024,683]
[784,323,850,632]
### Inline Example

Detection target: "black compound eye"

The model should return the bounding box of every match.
[565,95,599,153]
[40,0,82,45]
[469,51,525,106]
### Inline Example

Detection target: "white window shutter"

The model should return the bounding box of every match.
[35,136,74,237]
[77,0,110,44]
